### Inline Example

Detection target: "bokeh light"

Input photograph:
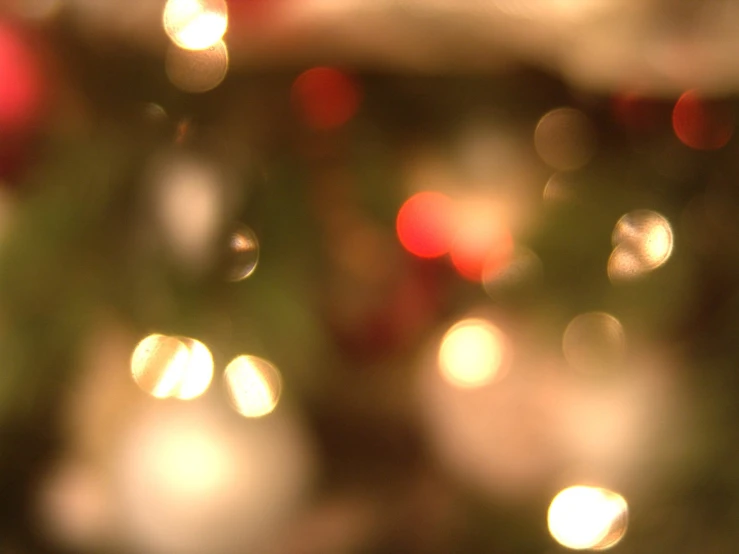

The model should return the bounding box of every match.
[171,338,214,400]
[224,355,282,418]
[672,90,733,150]
[396,191,455,259]
[438,318,508,388]
[608,210,673,282]
[163,0,228,51]
[562,312,626,376]
[482,246,542,297]
[535,108,597,171]
[548,486,628,550]
[165,39,229,93]
[0,23,44,134]
[131,334,214,400]
[291,67,361,130]
[131,334,190,399]
[226,225,260,281]
[450,199,514,282]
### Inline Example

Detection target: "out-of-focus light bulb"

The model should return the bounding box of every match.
[396,191,455,259]
[291,67,361,130]
[438,319,508,388]
[224,355,282,418]
[172,338,214,400]
[131,334,190,399]
[535,107,597,171]
[608,210,673,282]
[548,485,628,550]
[562,312,626,376]
[672,90,733,151]
[131,334,214,400]
[166,40,229,93]
[163,0,228,51]
[226,225,259,281]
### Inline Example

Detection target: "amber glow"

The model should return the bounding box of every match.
[224,355,282,418]
[609,210,673,282]
[165,39,229,93]
[672,90,733,151]
[548,486,628,550]
[163,0,228,51]
[131,334,214,400]
[438,319,508,388]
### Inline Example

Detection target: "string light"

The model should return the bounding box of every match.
[562,312,626,376]
[165,40,229,93]
[226,226,260,281]
[535,108,597,171]
[396,191,455,259]
[608,210,673,282]
[548,486,628,550]
[438,318,508,388]
[291,67,361,130]
[672,90,733,151]
[163,0,228,51]
[224,355,282,418]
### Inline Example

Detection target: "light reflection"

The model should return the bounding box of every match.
[227,226,260,281]
[163,0,228,51]
[535,108,597,171]
[165,39,229,93]
[609,210,673,282]
[562,312,625,376]
[438,319,508,388]
[548,486,628,550]
[224,355,282,418]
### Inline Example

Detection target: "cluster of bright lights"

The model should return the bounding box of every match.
[608,210,673,282]
[131,334,214,400]
[396,192,514,282]
[548,485,628,550]
[224,355,282,417]
[438,318,508,388]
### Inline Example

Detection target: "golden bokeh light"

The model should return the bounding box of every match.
[224,355,282,418]
[562,312,625,376]
[226,226,259,281]
[438,319,508,388]
[131,334,190,398]
[165,39,229,93]
[535,108,597,171]
[163,0,228,51]
[548,486,628,550]
[131,334,214,400]
[171,338,214,400]
[609,210,673,282]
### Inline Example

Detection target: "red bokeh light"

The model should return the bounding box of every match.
[450,211,513,282]
[291,67,361,130]
[0,23,44,135]
[611,92,665,133]
[396,191,455,259]
[672,90,733,150]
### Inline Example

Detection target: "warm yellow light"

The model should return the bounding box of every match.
[224,356,282,418]
[172,338,214,400]
[548,486,628,550]
[131,334,190,398]
[131,334,214,400]
[165,39,229,94]
[163,0,228,51]
[438,319,507,388]
[609,210,673,282]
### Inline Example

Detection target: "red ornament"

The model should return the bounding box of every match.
[291,67,361,130]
